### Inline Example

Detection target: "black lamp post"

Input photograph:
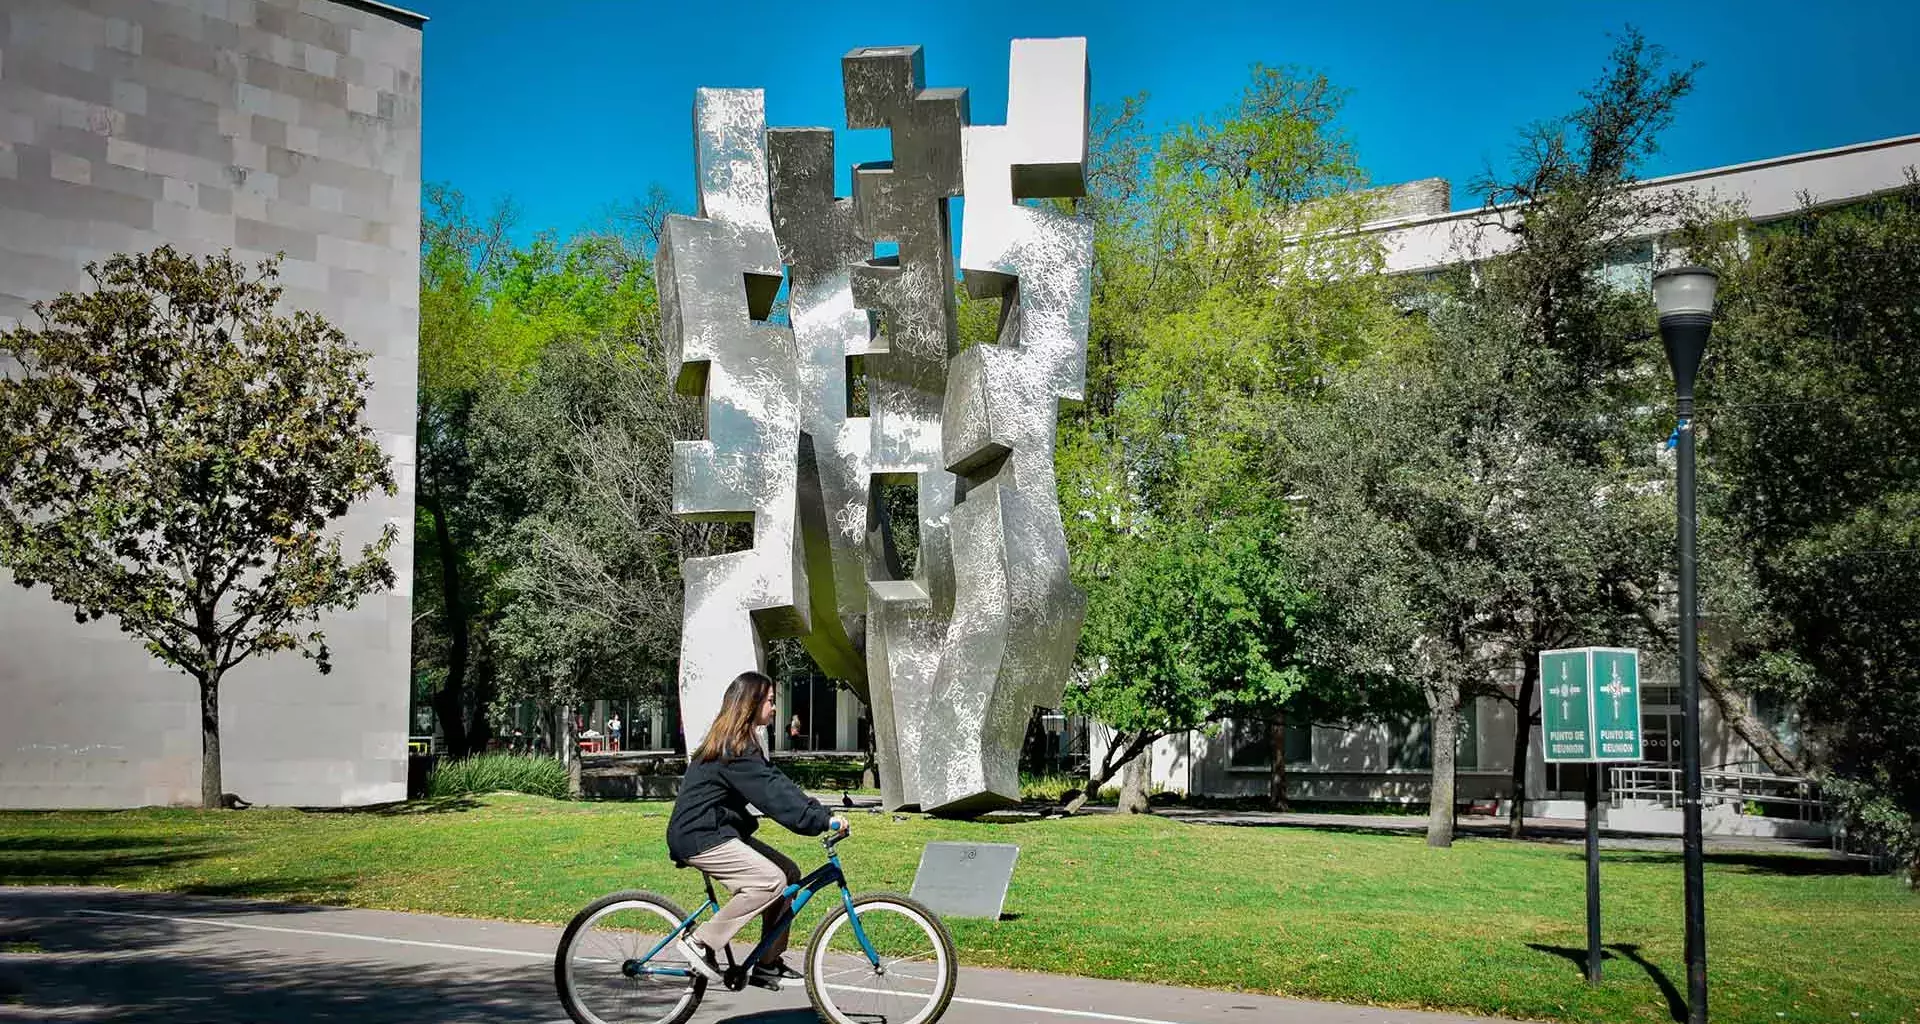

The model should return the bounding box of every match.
[1654,264,1718,1024]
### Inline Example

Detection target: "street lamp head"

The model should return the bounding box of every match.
[1653,265,1720,321]
[1654,266,1719,414]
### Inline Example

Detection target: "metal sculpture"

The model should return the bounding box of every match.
[920,37,1093,814]
[659,88,807,755]
[768,126,872,694]
[842,45,968,812]
[663,41,1093,815]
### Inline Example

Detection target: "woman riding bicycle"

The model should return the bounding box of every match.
[666,671,848,987]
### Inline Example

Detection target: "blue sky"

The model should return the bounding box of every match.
[400,0,1920,244]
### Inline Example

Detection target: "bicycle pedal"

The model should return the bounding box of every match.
[746,974,784,992]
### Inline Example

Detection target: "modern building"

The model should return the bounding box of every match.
[0,0,424,807]
[1091,132,1920,826]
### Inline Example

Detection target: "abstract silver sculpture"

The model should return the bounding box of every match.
[843,45,968,812]
[768,126,872,694]
[659,88,808,755]
[664,41,1093,816]
[921,37,1093,814]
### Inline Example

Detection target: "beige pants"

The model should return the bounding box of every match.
[686,836,801,961]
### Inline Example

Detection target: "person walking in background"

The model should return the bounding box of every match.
[608,714,622,752]
[788,713,803,750]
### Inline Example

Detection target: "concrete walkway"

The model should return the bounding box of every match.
[0,887,1507,1024]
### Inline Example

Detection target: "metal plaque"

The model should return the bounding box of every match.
[908,841,1020,920]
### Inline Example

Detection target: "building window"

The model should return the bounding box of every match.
[1388,709,1482,770]
[1545,761,1593,795]
[1643,711,1682,765]
[1457,702,1479,770]
[1285,719,1313,766]
[1229,716,1315,769]
[1390,718,1432,771]
[1228,719,1270,769]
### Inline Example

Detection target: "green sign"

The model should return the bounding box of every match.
[1540,647,1643,763]
[1590,649,1643,761]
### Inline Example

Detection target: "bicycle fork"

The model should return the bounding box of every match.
[837,884,884,973]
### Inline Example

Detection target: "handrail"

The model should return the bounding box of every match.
[1608,764,1834,822]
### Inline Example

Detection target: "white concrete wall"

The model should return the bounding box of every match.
[1370,134,1920,276]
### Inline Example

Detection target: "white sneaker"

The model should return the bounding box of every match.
[675,936,723,982]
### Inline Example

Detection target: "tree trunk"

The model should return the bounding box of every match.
[561,705,581,797]
[1700,665,1805,776]
[1510,653,1539,838]
[425,492,471,758]
[535,700,555,758]
[467,658,495,754]
[1117,745,1151,814]
[1427,694,1459,848]
[1267,709,1291,811]
[1067,729,1159,813]
[860,706,879,790]
[199,673,222,809]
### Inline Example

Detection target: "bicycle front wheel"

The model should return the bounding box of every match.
[554,889,706,1024]
[805,891,957,1024]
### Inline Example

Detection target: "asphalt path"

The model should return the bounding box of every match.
[0,887,1505,1024]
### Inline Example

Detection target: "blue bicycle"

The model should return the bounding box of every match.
[554,831,958,1024]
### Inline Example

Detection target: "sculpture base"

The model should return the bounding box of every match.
[921,788,1019,819]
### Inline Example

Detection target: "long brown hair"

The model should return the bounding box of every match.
[693,671,775,762]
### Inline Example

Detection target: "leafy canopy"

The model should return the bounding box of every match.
[0,246,396,681]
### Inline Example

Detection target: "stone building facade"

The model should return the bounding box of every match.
[0,0,423,807]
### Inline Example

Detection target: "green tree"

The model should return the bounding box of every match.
[1277,293,1670,847]
[467,330,720,764]
[1059,66,1410,808]
[1463,26,1705,837]
[0,247,397,808]
[414,186,661,757]
[1704,181,1920,881]
[416,184,517,758]
[1068,506,1321,810]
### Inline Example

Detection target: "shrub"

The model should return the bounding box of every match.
[775,756,871,792]
[427,753,570,800]
[1022,773,1109,803]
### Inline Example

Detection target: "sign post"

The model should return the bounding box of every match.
[1540,647,1643,984]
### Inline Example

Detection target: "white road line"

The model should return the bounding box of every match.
[834,984,1202,1024]
[72,907,1207,1024]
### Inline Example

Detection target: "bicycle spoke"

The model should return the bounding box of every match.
[809,899,953,1024]
[558,895,701,1024]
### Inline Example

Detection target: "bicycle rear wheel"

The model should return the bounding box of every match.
[554,889,706,1024]
[805,891,957,1024]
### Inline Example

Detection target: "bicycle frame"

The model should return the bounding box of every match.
[632,837,880,984]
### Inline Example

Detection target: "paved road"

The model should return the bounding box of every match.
[0,887,1502,1024]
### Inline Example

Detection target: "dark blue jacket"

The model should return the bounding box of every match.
[666,748,832,864]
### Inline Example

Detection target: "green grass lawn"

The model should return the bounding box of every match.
[3,794,1914,1024]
